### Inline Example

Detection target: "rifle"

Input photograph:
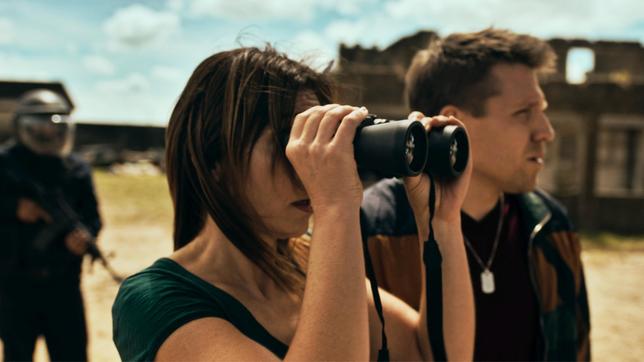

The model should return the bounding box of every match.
[11,171,125,284]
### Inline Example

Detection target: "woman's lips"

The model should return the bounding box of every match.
[291,199,313,213]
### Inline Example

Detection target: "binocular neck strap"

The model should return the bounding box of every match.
[425,175,448,361]
[360,209,390,362]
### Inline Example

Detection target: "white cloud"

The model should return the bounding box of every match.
[282,31,337,70]
[325,21,370,46]
[75,89,175,124]
[77,77,180,124]
[186,0,378,21]
[316,0,378,16]
[318,0,644,52]
[151,65,187,83]
[103,4,180,49]
[188,0,316,21]
[83,55,116,75]
[380,0,644,41]
[323,17,422,51]
[97,73,150,93]
[0,18,14,44]
[0,52,59,80]
[4,0,639,125]
[65,43,80,55]
[166,0,184,12]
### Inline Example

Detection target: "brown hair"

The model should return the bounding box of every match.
[165,46,332,291]
[406,28,556,117]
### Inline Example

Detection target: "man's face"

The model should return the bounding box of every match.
[459,63,555,193]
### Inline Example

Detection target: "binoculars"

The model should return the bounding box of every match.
[354,115,469,179]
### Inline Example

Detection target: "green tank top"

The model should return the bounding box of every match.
[112,258,288,361]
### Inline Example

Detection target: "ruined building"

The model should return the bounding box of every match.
[334,31,644,233]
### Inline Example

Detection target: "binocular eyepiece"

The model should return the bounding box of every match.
[354,115,469,179]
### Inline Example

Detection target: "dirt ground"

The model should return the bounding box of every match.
[2,173,643,361]
[581,244,644,361]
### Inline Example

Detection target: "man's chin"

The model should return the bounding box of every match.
[504,178,538,194]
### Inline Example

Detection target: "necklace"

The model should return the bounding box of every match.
[464,194,504,294]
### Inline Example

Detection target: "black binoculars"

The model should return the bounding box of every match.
[354,115,469,179]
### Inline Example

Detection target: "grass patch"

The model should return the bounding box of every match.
[93,169,173,227]
[580,231,644,251]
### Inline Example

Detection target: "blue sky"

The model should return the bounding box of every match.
[1,0,642,125]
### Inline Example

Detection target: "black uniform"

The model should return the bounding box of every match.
[0,143,101,361]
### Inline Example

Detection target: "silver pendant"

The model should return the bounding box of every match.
[481,269,495,294]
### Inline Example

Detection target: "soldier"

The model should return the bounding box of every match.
[0,89,101,361]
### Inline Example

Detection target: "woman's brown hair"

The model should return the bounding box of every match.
[165,46,333,292]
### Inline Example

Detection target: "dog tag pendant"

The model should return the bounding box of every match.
[481,269,495,294]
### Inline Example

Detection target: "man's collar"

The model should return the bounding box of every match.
[516,191,552,238]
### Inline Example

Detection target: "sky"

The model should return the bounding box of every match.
[0,0,643,126]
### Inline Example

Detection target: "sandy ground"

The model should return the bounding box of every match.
[13,228,644,362]
[581,245,644,361]
[1,173,643,361]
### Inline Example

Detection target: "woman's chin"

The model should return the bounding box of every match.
[278,222,310,240]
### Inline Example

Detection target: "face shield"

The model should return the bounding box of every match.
[15,113,76,157]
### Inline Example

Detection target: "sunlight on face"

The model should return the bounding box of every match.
[464,63,555,193]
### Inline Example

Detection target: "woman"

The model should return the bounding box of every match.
[112,46,474,361]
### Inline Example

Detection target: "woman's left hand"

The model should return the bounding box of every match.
[402,112,472,234]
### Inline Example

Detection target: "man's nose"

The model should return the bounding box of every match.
[532,112,555,143]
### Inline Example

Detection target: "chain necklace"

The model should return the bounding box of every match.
[464,194,504,294]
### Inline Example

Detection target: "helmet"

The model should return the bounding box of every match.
[14,89,76,157]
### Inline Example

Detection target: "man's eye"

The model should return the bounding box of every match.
[514,108,531,119]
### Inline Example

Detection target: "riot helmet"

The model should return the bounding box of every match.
[13,89,76,157]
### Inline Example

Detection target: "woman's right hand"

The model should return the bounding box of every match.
[286,104,368,213]
[286,104,372,361]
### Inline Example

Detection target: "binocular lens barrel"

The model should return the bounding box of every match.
[426,124,469,180]
[354,115,469,179]
[354,118,427,177]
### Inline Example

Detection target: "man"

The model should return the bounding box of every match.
[361,28,590,361]
[0,89,102,361]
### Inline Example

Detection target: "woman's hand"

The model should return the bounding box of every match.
[286,104,368,213]
[286,104,372,361]
[403,112,472,234]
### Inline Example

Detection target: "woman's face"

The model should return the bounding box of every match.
[244,91,320,240]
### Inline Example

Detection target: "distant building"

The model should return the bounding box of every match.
[334,31,644,233]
